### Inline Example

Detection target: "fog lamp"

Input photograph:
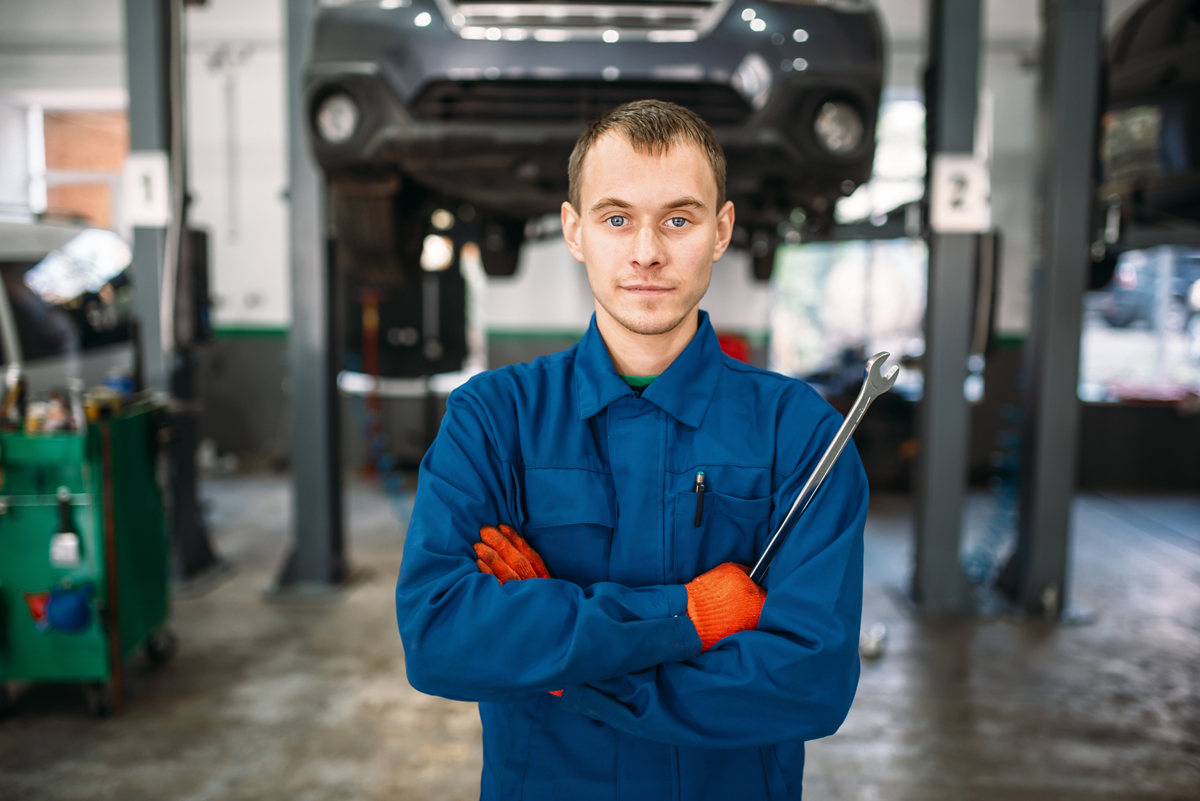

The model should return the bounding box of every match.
[315,92,359,145]
[813,101,864,155]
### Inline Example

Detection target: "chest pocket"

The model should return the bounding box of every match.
[518,467,616,587]
[674,490,772,583]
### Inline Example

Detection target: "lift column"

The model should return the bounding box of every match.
[272,0,347,593]
[1008,0,1103,617]
[124,0,222,583]
[910,0,982,614]
[123,0,171,394]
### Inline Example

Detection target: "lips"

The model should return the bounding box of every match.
[622,284,674,294]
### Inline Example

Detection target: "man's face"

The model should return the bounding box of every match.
[562,132,735,338]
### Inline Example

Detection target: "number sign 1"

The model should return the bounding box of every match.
[122,151,172,228]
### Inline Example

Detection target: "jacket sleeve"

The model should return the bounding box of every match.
[396,388,702,705]
[557,414,867,748]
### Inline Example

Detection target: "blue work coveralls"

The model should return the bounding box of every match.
[396,311,867,800]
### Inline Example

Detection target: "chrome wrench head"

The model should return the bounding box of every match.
[749,350,900,585]
[863,352,899,397]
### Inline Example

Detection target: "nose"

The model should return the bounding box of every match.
[630,223,665,270]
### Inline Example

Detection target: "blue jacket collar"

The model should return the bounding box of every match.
[574,310,723,428]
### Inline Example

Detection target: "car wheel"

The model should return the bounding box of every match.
[478,219,525,277]
[750,230,778,282]
[752,249,776,282]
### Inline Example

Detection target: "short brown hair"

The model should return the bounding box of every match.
[567,99,727,212]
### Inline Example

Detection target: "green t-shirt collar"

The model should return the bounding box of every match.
[619,374,658,390]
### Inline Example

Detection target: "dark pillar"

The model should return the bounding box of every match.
[910,0,981,614]
[125,0,222,583]
[271,0,346,594]
[124,0,170,393]
[1009,0,1103,618]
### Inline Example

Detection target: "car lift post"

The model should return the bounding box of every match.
[910,0,980,614]
[271,0,347,595]
[124,0,171,395]
[124,0,223,583]
[1005,0,1103,618]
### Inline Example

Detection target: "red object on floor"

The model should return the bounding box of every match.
[716,332,751,364]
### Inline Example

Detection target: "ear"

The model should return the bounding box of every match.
[711,200,735,263]
[561,201,586,264]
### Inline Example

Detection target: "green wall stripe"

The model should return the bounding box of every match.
[212,326,289,341]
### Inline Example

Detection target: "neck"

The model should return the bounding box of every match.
[594,307,700,376]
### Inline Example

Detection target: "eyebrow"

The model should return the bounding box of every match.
[665,197,707,211]
[589,196,708,213]
[591,197,633,213]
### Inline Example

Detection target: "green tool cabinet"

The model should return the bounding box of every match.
[0,402,173,716]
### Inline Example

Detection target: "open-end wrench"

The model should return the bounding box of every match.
[748,352,899,586]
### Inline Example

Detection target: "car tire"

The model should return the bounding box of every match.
[752,250,776,282]
[750,230,778,282]
[478,219,525,277]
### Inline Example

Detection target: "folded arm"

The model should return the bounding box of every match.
[396,391,702,704]
[558,432,869,748]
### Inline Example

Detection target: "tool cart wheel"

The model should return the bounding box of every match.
[145,628,179,667]
[83,682,114,718]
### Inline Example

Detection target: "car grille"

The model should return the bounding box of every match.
[411,78,752,124]
[436,0,734,42]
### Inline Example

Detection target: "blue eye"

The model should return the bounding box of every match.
[607,216,627,227]
[668,217,688,228]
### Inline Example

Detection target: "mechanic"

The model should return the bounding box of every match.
[396,99,868,800]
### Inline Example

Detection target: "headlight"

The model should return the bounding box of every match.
[315,92,359,145]
[813,101,864,156]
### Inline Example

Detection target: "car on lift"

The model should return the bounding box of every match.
[1098,0,1200,229]
[307,0,883,376]
[307,0,883,271]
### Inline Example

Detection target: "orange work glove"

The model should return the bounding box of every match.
[685,563,767,651]
[473,524,562,696]
[473,524,550,584]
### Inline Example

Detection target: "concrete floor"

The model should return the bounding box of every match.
[1,476,1197,800]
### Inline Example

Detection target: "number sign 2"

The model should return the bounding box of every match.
[930,154,991,234]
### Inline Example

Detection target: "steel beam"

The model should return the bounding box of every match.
[124,0,170,393]
[910,0,981,614]
[1010,0,1103,617]
[125,0,223,583]
[271,0,346,593]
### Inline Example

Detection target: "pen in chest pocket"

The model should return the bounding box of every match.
[693,471,705,526]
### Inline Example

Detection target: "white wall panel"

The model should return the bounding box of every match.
[0,103,30,217]
[185,0,290,329]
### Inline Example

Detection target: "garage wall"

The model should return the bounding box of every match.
[0,103,29,216]
[0,0,125,93]
[185,0,291,331]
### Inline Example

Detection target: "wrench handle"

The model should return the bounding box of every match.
[748,379,881,586]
